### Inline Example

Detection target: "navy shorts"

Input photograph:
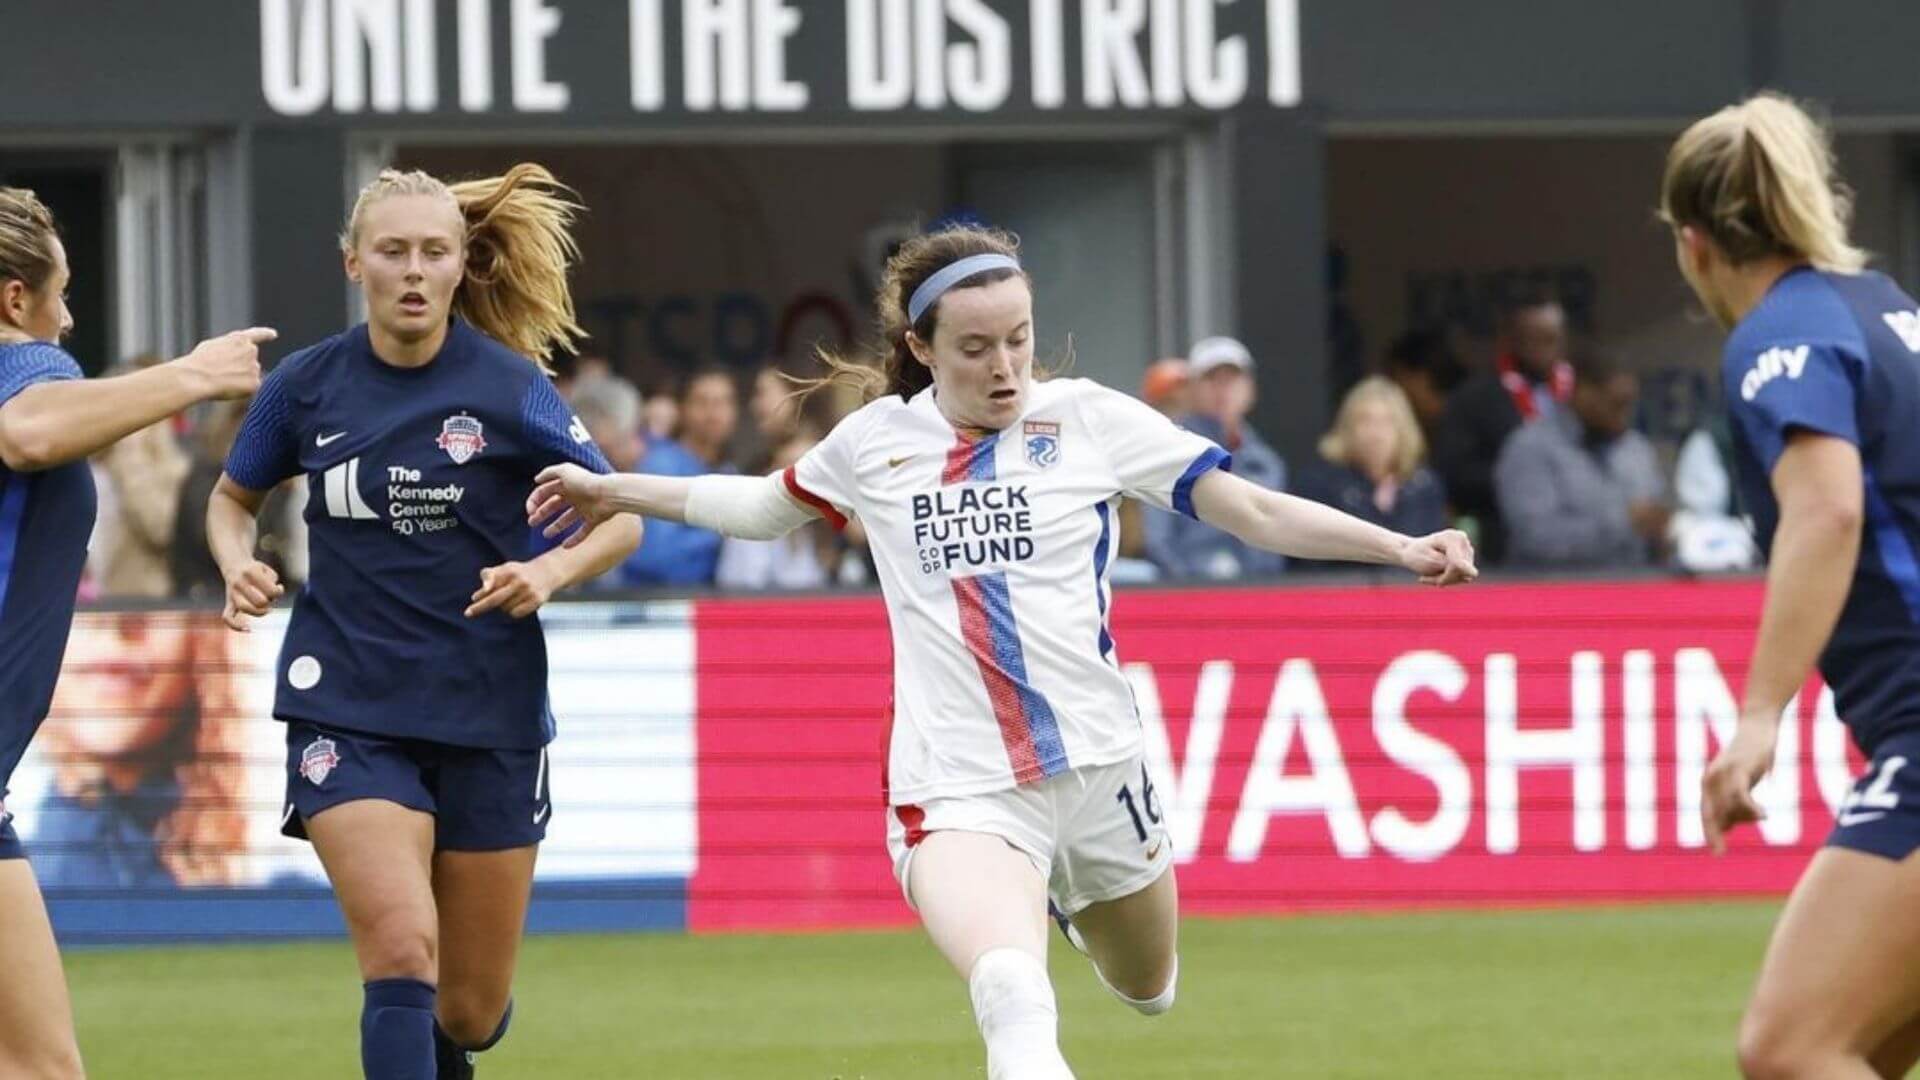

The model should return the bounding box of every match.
[1827,730,1920,861]
[282,721,551,853]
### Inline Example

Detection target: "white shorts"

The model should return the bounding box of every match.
[886,755,1174,917]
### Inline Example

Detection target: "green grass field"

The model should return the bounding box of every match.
[67,902,1778,1078]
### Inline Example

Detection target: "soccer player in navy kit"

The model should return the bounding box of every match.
[206,167,640,1080]
[1671,95,1920,1079]
[0,187,268,1079]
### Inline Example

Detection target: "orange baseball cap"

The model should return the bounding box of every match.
[1140,358,1190,406]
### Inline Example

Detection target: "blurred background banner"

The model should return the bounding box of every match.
[690,581,1851,932]
[13,603,698,942]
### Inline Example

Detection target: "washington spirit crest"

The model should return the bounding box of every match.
[1024,420,1061,470]
[300,737,340,786]
[436,414,487,464]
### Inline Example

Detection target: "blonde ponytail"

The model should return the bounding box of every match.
[343,164,586,373]
[1661,92,1866,273]
[449,164,585,372]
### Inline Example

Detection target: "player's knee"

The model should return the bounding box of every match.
[1127,979,1175,1017]
[1106,956,1177,1017]
[437,988,511,1049]
[1736,1008,1824,1080]
[359,916,437,981]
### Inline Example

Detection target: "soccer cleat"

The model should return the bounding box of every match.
[1048,901,1089,957]
[435,1038,475,1080]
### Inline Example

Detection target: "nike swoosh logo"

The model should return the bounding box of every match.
[887,456,913,469]
[315,431,347,447]
[533,804,551,826]
[1145,840,1164,860]
[1838,810,1888,827]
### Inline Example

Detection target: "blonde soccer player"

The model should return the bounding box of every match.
[1672,94,1920,1080]
[528,224,1475,1079]
[207,166,639,1080]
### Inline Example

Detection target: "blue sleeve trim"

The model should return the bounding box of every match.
[521,374,612,475]
[1865,468,1920,625]
[224,366,300,491]
[1172,446,1232,520]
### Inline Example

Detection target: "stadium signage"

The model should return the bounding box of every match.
[259,0,1302,118]
[689,581,1851,931]
[1127,648,1847,865]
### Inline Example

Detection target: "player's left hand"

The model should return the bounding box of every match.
[1398,529,1478,586]
[466,560,561,619]
[1701,716,1779,854]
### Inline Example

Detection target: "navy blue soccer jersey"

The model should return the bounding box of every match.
[0,342,97,787]
[1725,266,1920,753]
[224,320,611,750]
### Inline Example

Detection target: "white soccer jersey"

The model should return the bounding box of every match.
[783,378,1229,805]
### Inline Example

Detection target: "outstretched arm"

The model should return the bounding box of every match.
[527,464,818,545]
[0,329,272,471]
[1187,468,1477,585]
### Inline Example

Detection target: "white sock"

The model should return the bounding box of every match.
[1094,955,1178,1017]
[968,948,1076,1080]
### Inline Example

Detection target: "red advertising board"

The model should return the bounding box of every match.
[690,580,1858,932]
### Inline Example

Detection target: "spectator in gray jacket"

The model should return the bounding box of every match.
[1495,348,1669,568]
[1145,336,1288,580]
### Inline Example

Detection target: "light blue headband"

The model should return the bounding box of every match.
[907,253,1022,324]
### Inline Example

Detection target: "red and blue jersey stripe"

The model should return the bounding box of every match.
[942,432,1069,783]
[1091,500,1115,660]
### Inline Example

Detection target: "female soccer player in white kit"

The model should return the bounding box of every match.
[529,225,1478,1079]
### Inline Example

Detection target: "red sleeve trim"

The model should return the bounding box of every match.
[782,465,848,531]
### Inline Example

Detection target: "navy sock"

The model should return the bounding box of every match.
[362,978,437,1080]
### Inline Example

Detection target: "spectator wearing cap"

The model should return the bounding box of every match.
[1139,357,1190,417]
[1494,347,1669,569]
[1144,336,1288,580]
[1107,357,1195,577]
[1432,291,1571,563]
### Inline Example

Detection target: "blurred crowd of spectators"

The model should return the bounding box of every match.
[81,290,1753,601]
[1113,285,1753,583]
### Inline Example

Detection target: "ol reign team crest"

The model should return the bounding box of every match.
[300,737,340,786]
[436,414,487,464]
[1024,420,1061,469]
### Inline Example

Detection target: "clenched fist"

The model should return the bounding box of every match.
[181,327,276,401]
